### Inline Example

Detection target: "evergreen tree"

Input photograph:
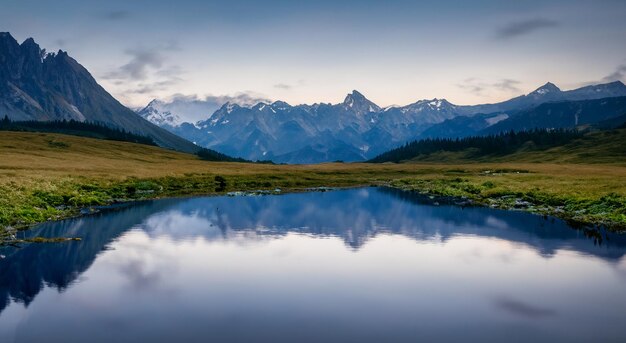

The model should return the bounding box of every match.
[0,118,157,146]
[369,129,584,163]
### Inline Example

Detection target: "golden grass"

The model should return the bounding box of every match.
[1,131,625,232]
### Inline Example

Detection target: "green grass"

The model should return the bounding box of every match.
[390,173,626,229]
[405,128,626,164]
[1,131,625,243]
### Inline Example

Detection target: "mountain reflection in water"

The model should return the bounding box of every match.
[1,187,625,343]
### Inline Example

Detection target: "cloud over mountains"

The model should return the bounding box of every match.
[496,18,559,40]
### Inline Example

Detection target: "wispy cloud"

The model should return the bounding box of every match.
[580,63,626,86]
[131,79,182,95]
[601,64,626,83]
[274,83,292,90]
[458,83,484,96]
[493,79,522,92]
[458,78,522,96]
[99,10,132,21]
[495,18,559,40]
[273,79,306,91]
[134,92,271,122]
[166,93,270,107]
[210,93,270,106]
[104,47,166,81]
[102,44,185,99]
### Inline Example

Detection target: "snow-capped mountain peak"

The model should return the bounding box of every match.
[428,99,445,109]
[251,102,279,113]
[271,101,291,111]
[343,90,366,106]
[137,99,184,127]
[399,98,456,113]
[224,102,240,114]
[138,81,626,164]
[342,90,382,114]
[531,82,561,95]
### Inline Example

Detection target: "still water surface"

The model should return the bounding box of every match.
[1,187,626,342]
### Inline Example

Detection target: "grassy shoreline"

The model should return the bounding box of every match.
[1,131,625,242]
[2,165,625,240]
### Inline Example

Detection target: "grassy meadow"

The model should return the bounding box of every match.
[1,131,625,241]
[397,127,626,164]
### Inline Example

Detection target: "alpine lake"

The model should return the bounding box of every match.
[1,187,626,343]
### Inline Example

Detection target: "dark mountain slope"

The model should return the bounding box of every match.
[421,95,626,139]
[457,81,626,115]
[482,96,626,134]
[0,32,199,153]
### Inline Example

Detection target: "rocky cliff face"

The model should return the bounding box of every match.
[0,32,198,153]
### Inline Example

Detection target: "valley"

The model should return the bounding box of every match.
[139,83,626,163]
[1,131,625,244]
[3,2,626,339]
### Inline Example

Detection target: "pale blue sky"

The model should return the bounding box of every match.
[2,0,625,107]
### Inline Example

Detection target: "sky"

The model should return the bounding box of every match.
[2,0,626,109]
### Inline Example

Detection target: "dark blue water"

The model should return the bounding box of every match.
[1,187,626,343]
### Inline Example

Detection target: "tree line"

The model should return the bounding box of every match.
[196,147,248,162]
[369,128,584,163]
[0,115,156,146]
[0,115,259,162]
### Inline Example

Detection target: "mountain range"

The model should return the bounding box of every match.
[138,94,268,128]
[1,32,625,163]
[139,81,626,163]
[0,33,199,153]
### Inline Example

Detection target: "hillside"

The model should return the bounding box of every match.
[456,81,626,115]
[1,131,625,234]
[420,96,626,140]
[482,96,626,134]
[0,32,199,153]
[511,128,626,164]
[370,127,626,164]
[0,117,157,146]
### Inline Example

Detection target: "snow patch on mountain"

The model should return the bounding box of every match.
[137,82,626,163]
[137,94,270,127]
[138,100,184,127]
[485,113,509,126]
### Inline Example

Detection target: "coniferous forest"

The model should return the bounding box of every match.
[0,116,156,146]
[369,129,585,163]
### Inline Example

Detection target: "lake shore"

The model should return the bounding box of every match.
[1,132,625,243]
[2,166,625,243]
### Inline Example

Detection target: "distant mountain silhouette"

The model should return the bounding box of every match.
[481,96,626,134]
[422,96,626,139]
[140,82,626,163]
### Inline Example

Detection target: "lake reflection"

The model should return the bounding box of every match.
[1,187,626,343]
